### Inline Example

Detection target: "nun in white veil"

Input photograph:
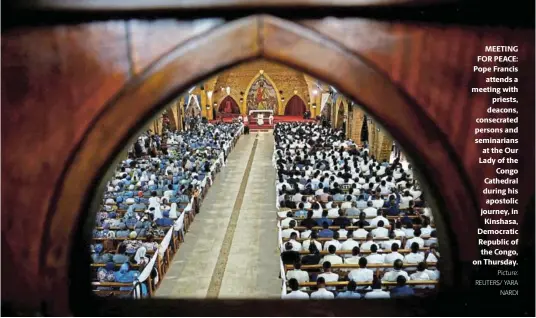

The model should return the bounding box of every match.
[140,171,149,182]
[134,246,149,265]
[169,203,178,219]
[151,204,163,220]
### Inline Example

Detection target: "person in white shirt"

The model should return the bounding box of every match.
[409,262,432,289]
[362,201,377,218]
[360,233,375,251]
[402,222,415,238]
[381,231,402,250]
[399,190,413,209]
[364,277,391,299]
[318,260,339,288]
[353,223,369,240]
[404,242,425,264]
[344,246,362,264]
[382,259,410,282]
[366,244,385,265]
[340,196,353,209]
[286,263,310,284]
[337,224,348,239]
[405,229,425,249]
[327,202,340,217]
[320,245,344,265]
[148,191,161,207]
[310,277,335,299]
[340,230,360,255]
[424,230,438,247]
[384,242,405,270]
[281,212,295,228]
[420,218,434,236]
[281,220,300,239]
[323,232,342,251]
[301,224,313,239]
[371,195,385,209]
[425,243,440,263]
[371,220,389,238]
[425,261,440,280]
[393,222,407,239]
[282,278,310,299]
[163,184,174,198]
[348,257,374,289]
[302,231,322,252]
[370,210,389,227]
[288,232,302,252]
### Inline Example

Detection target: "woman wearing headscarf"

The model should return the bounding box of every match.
[91,244,112,264]
[97,262,117,283]
[114,262,140,293]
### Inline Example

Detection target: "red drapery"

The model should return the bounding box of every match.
[284,95,307,116]
[218,96,241,114]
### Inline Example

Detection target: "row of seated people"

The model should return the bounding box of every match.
[91,123,242,297]
[280,207,435,236]
[281,236,439,266]
[281,215,437,251]
[279,186,426,215]
[279,194,429,218]
[283,273,436,299]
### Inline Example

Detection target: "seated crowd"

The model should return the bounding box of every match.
[90,122,242,298]
[274,122,440,300]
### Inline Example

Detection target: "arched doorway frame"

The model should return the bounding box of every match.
[283,94,308,115]
[42,15,479,314]
[334,95,348,128]
[217,95,241,114]
[241,70,283,115]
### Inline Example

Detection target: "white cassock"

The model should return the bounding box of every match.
[269,115,274,125]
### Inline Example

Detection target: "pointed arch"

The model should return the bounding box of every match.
[334,95,349,129]
[284,95,307,116]
[218,95,241,114]
[242,72,282,115]
[185,94,201,118]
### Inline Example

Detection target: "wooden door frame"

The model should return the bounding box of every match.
[41,15,477,315]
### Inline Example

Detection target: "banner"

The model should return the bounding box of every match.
[320,93,330,112]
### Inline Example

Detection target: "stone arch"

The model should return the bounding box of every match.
[41,15,478,313]
[242,71,283,115]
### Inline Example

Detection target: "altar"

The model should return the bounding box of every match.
[249,110,273,125]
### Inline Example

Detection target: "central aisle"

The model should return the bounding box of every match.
[157,132,280,299]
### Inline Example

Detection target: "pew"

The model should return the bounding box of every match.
[284,262,437,271]
[297,248,429,255]
[296,280,438,288]
[284,262,438,278]
[281,236,429,242]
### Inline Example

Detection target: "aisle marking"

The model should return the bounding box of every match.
[206,136,258,298]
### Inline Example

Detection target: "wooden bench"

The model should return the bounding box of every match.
[284,262,437,271]
[297,280,438,288]
[285,262,438,278]
[283,237,392,242]
[297,248,429,255]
